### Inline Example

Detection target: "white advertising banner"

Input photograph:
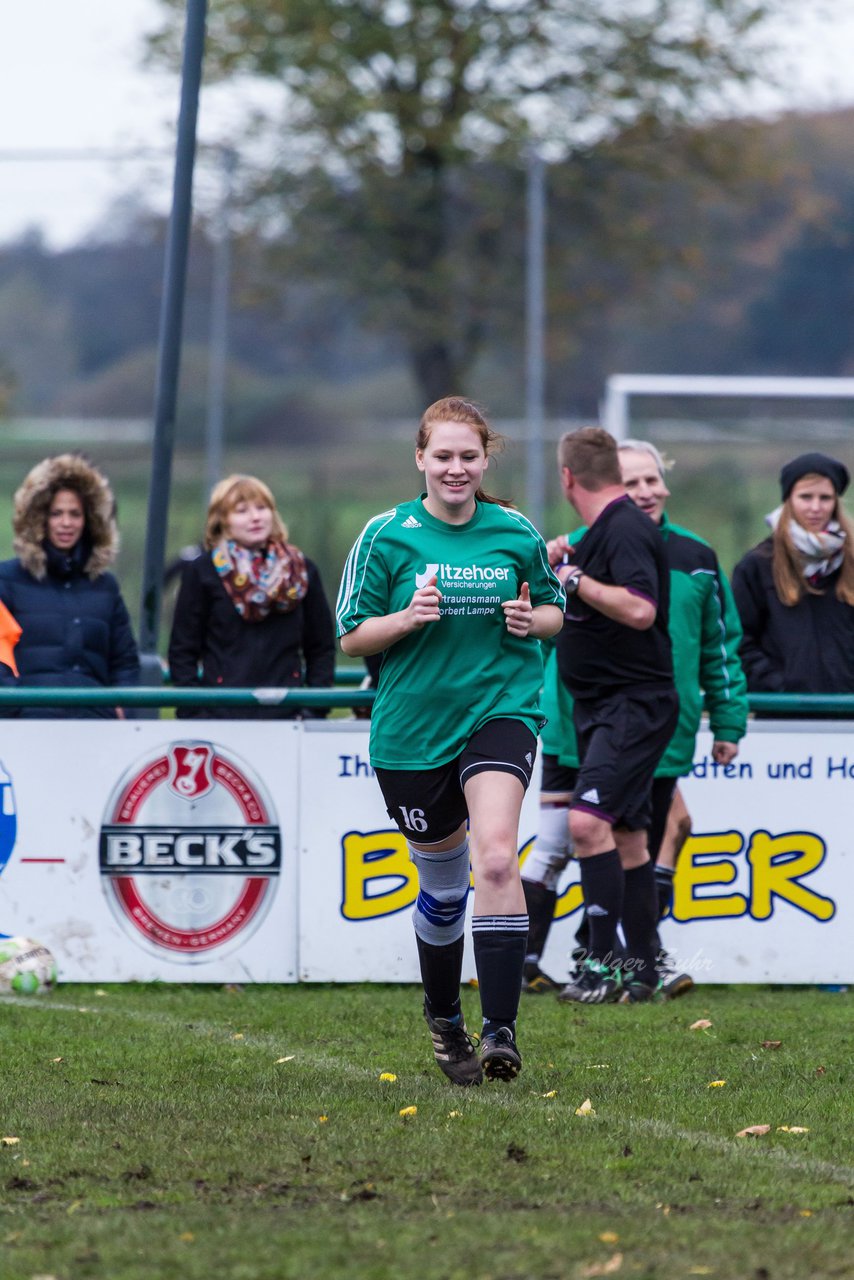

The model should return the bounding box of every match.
[539,722,853,987]
[0,722,300,982]
[0,719,851,984]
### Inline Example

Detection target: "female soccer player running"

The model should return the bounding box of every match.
[336,398,564,1084]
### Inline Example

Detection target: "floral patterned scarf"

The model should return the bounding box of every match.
[212,539,309,621]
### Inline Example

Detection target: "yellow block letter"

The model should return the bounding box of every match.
[341,830,417,921]
[672,832,748,921]
[747,830,836,921]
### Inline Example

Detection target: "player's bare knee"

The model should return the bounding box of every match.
[472,846,517,892]
[569,808,609,855]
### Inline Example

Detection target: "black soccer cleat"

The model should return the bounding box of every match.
[619,977,665,1004]
[424,1006,483,1086]
[557,958,622,1004]
[479,1025,523,1082]
[657,950,694,1000]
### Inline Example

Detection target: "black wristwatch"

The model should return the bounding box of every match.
[564,570,584,596]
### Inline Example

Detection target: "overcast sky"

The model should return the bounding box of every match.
[1,0,853,248]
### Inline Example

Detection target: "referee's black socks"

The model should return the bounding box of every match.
[472,914,528,1033]
[622,860,659,987]
[578,848,623,964]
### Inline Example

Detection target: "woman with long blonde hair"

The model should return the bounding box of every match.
[732,452,854,692]
[169,474,335,718]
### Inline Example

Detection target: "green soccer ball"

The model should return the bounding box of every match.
[0,936,58,995]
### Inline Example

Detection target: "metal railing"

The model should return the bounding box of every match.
[0,685,852,716]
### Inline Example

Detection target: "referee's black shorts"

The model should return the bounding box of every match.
[571,687,679,832]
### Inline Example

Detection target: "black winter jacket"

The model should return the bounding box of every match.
[731,538,854,693]
[168,550,336,718]
[0,545,140,718]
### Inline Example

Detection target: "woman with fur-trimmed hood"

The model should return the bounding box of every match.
[0,454,140,717]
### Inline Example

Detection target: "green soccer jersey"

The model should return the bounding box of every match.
[337,496,565,769]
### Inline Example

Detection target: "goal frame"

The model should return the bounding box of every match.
[601,374,854,441]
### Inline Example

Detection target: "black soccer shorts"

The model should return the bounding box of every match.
[375,717,538,844]
[571,688,679,832]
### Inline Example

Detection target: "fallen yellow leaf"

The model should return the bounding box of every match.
[736,1125,771,1137]
[800,1210,813,1217]
[690,1019,713,1030]
[379,1072,397,1082]
[179,1231,195,1242]
[448,1110,461,1118]
[599,1231,619,1243]
[275,1055,295,1063]
[542,1090,557,1098]
[1,1137,20,1146]
[579,1252,623,1276]
[399,1105,418,1117]
[575,1098,595,1116]
[51,1057,63,1064]
[318,1115,328,1123]
[708,1080,726,1087]
[232,1033,244,1041]
[777,1125,809,1134]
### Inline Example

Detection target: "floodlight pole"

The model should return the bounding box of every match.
[525,147,546,533]
[204,145,237,504]
[138,0,207,673]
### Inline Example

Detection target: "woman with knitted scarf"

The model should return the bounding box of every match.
[168,474,335,718]
[732,452,854,694]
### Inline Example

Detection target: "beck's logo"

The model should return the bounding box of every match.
[99,741,281,961]
[170,745,213,800]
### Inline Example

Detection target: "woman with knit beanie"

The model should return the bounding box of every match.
[732,452,854,693]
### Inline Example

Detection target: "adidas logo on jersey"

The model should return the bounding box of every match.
[580,788,600,804]
[525,752,533,767]
[401,514,422,528]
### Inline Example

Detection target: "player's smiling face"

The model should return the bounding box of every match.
[416,420,487,523]
[620,448,669,526]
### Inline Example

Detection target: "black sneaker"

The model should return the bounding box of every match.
[521,966,562,995]
[480,1026,522,1081]
[424,1007,483,1087]
[557,958,622,1004]
[619,977,665,1004]
[657,950,694,1000]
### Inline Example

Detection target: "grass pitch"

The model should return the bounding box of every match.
[1,983,852,1280]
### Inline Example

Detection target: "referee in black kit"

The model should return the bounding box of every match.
[552,427,678,1003]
